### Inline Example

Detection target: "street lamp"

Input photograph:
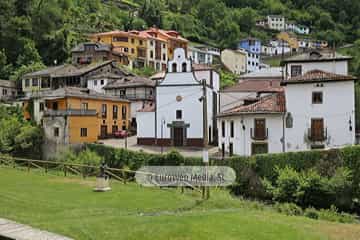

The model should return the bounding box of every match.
[161,118,165,154]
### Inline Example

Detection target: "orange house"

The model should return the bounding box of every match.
[24,87,130,145]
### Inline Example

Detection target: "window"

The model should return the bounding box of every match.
[122,106,127,120]
[131,38,135,44]
[176,110,182,119]
[94,80,97,86]
[182,63,187,72]
[54,128,59,137]
[113,36,128,42]
[312,92,323,104]
[131,48,135,54]
[291,65,302,77]
[32,78,38,87]
[113,105,118,119]
[150,51,154,58]
[139,40,143,45]
[150,41,154,46]
[25,79,30,87]
[124,47,129,52]
[162,53,166,61]
[40,102,44,112]
[230,121,234,138]
[101,104,107,118]
[251,143,268,155]
[101,80,104,85]
[221,121,225,137]
[52,102,58,110]
[80,128,87,137]
[81,102,88,110]
[229,143,233,156]
[112,125,118,133]
[162,44,166,49]
[2,89,7,95]
[119,89,126,97]
[172,63,177,72]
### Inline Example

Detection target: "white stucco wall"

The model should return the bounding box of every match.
[156,85,204,139]
[137,111,155,138]
[87,79,107,93]
[285,60,348,78]
[218,114,284,156]
[284,80,355,151]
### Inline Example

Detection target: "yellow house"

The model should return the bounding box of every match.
[277,32,299,52]
[24,87,130,145]
[89,28,188,71]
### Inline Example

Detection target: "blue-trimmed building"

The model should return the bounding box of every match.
[238,38,262,73]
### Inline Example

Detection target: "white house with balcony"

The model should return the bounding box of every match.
[267,15,286,31]
[137,48,220,147]
[189,45,220,65]
[218,50,356,156]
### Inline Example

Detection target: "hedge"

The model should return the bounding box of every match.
[85,143,360,213]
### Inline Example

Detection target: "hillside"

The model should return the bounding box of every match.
[0,0,360,81]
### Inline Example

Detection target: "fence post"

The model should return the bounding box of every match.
[45,162,48,174]
[63,164,67,177]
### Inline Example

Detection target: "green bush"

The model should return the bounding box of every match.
[318,205,357,223]
[274,202,303,216]
[304,207,319,220]
[84,143,360,213]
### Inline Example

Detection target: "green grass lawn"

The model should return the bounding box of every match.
[0,167,359,240]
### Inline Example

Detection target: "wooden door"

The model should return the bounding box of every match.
[100,125,107,138]
[311,119,324,141]
[254,119,266,139]
[173,127,184,146]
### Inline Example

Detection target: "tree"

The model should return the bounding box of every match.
[139,0,164,28]
[215,15,240,49]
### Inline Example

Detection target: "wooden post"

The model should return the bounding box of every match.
[63,164,67,177]
[45,162,48,174]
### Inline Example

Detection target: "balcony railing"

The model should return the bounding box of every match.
[250,128,269,141]
[44,109,97,117]
[307,128,327,142]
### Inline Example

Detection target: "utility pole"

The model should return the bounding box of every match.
[202,79,208,148]
[202,79,210,199]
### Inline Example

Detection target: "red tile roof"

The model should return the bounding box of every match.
[221,80,283,93]
[283,69,357,84]
[218,92,286,117]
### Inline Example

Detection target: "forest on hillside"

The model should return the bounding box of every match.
[0,0,360,81]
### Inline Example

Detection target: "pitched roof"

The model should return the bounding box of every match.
[23,60,116,78]
[150,71,166,80]
[104,76,155,89]
[221,79,282,93]
[24,87,129,102]
[282,69,357,85]
[218,92,286,117]
[0,80,16,88]
[71,42,112,53]
[281,50,352,64]
[239,67,283,79]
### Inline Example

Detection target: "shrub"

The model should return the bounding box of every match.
[318,205,357,223]
[304,207,319,220]
[274,202,303,216]
[273,167,301,203]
